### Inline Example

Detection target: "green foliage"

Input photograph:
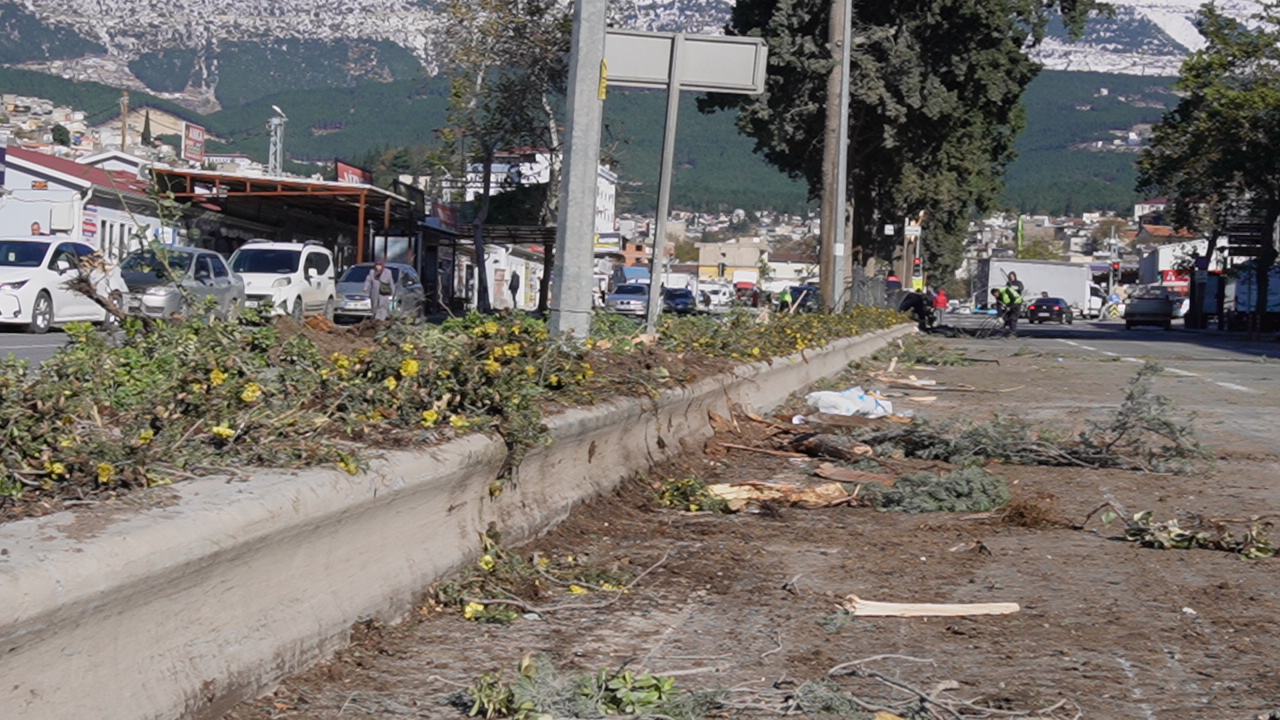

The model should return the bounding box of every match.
[654,476,728,513]
[869,337,974,367]
[864,468,1010,514]
[1017,234,1063,260]
[457,655,696,720]
[0,3,105,64]
[1113,510,1276,559]
[656,306,905,358]
[50,124,70,146]
[0,68,194,126]
[699,0,1109,279]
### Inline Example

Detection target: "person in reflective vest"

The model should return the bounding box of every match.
[995,283,1023,335]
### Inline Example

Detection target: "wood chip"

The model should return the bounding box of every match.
[905,396,937,403]
[707,479,849,510]
[814,463,896,486]
[843,594,1020,617]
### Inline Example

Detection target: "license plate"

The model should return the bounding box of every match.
[244,300,260,308]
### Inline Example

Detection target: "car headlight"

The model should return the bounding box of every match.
[272,277,292,288]
[144,285,178,296]
[0,279,29,291]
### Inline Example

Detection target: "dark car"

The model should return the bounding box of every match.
[1028,296,1072,324]
[787,285,818,312]
[663,287,696,314]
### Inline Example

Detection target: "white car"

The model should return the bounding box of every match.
[228,240,336,320]
[0,237,127,333]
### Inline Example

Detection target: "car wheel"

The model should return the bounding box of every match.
[323,296,335,321]
[26,291,53,334]
[291,298,304,322]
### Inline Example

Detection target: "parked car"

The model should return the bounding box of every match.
[1028,296,1073,324]
[663,287,696,314]
[121,246,245,320]
[333,262,425,323]
[1124,288,1175,330]
[0,237,127,333]
[787,284,819,312]
[605,283,649,317]
[228,240,336,320]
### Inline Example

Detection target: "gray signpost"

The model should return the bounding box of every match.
[603,30,768,332]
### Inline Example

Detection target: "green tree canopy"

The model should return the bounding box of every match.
[699,0,1107,281]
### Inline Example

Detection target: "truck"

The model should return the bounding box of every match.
[973,258,1103,318]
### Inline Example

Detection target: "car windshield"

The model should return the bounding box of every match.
[614,285,647,295]
[339,266,401,284]
[231,248,301,274]
[1033,298,1065,305]
[666,288,693,299]
[121,250,193,276]
[0,240,50,267]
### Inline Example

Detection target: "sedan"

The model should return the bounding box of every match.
[1028,297,1073,324]
[605,283,649,317]
[663,287,696,314]
[333,262,425,323]
[1124,289,1174,330]
[0,237,127,333]
[121,246,245,320]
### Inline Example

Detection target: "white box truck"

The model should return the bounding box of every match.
[975,259,1102,317]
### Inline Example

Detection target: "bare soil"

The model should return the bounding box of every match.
[224,344,1280,720]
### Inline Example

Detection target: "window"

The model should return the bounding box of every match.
[231,249,301,274]
[72,243,98,259]
[304,251,331,276]
[194,255,214,279]
[48,243,79,271]
[209,255,230,278]
[0,240,50,267]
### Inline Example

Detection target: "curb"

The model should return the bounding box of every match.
[0,324,914,720]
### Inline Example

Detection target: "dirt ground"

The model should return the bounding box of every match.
[224,340,1280,720]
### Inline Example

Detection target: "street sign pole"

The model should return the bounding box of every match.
[644,35,685,333]
[549,0,607,340]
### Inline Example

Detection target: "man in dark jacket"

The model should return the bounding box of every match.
[898,290,932,332]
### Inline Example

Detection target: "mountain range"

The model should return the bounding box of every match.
[0,0,1259,215]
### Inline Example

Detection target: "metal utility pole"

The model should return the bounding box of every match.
[549,0,607,340]
[118,92,129,151]
[267,106,288,176]
[644,34,686,333]
[819,0,851,311]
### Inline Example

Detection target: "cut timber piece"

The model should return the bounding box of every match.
[789,434,875,461]
[815,462,895,486]
[843,594,1020,617]
[905,396,937,403]
[707,479,849,511]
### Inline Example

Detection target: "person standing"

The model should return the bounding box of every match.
[363,259,396,321]
[778,285,793,312]
[932,287,948,311]
[508,270,521,309]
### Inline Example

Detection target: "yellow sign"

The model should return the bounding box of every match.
[599,59,608,100]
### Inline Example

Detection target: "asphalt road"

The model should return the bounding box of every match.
[0,328,71,364]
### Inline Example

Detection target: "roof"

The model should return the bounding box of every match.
[7,146,150,197]
[1139,224,1197,239]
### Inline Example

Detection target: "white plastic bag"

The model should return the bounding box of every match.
[805,387,893,418]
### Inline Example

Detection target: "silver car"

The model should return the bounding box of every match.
[605,283,649,316]
[333,262,426,323]
[121,246,246,320]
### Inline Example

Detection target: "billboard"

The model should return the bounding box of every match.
[336,160,373,185]
[182,123,206,163]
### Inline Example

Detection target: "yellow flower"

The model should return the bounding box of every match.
[421,409,440,427]
[438,369,451,378]
[331,352,352,370]
[484,321,499,335]
[45,461,67,478]
[535,556,551,567]
[502,342,521,358]
[211,425,236,439]
[337,457,359,475]
[240,382,263,403]
[568,584,589,595]
[478,554,497,572]
[400,358,420,378]
[97,463,115,484]
[450,415,469,428]
[384,376,398,391]
[600,582,629,593]
[400,342,416,352]
[58,437,74,448]
[751,347,761,356]
[463,601,486,620]
[138,428,155,445]
[525,365,537,376]
[209,367,228,386]
[482,359,502,375]
[549,374,561,386]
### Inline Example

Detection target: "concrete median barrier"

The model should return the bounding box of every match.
[0,324,913,720]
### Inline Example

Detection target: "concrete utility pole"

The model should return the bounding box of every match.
[118,92,129,151]
[819,0,852,310]
[549,0,607,340]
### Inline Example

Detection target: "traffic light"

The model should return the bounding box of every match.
[912,257,923,275]
[1111,262,1120,272]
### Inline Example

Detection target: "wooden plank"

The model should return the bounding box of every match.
[843,594,1020,617]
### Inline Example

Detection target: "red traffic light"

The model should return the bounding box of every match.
[913,258,922,265]
[1111,262,1120,271]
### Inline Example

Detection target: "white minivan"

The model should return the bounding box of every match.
[0,237,127,333]
[228,240,337,320]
